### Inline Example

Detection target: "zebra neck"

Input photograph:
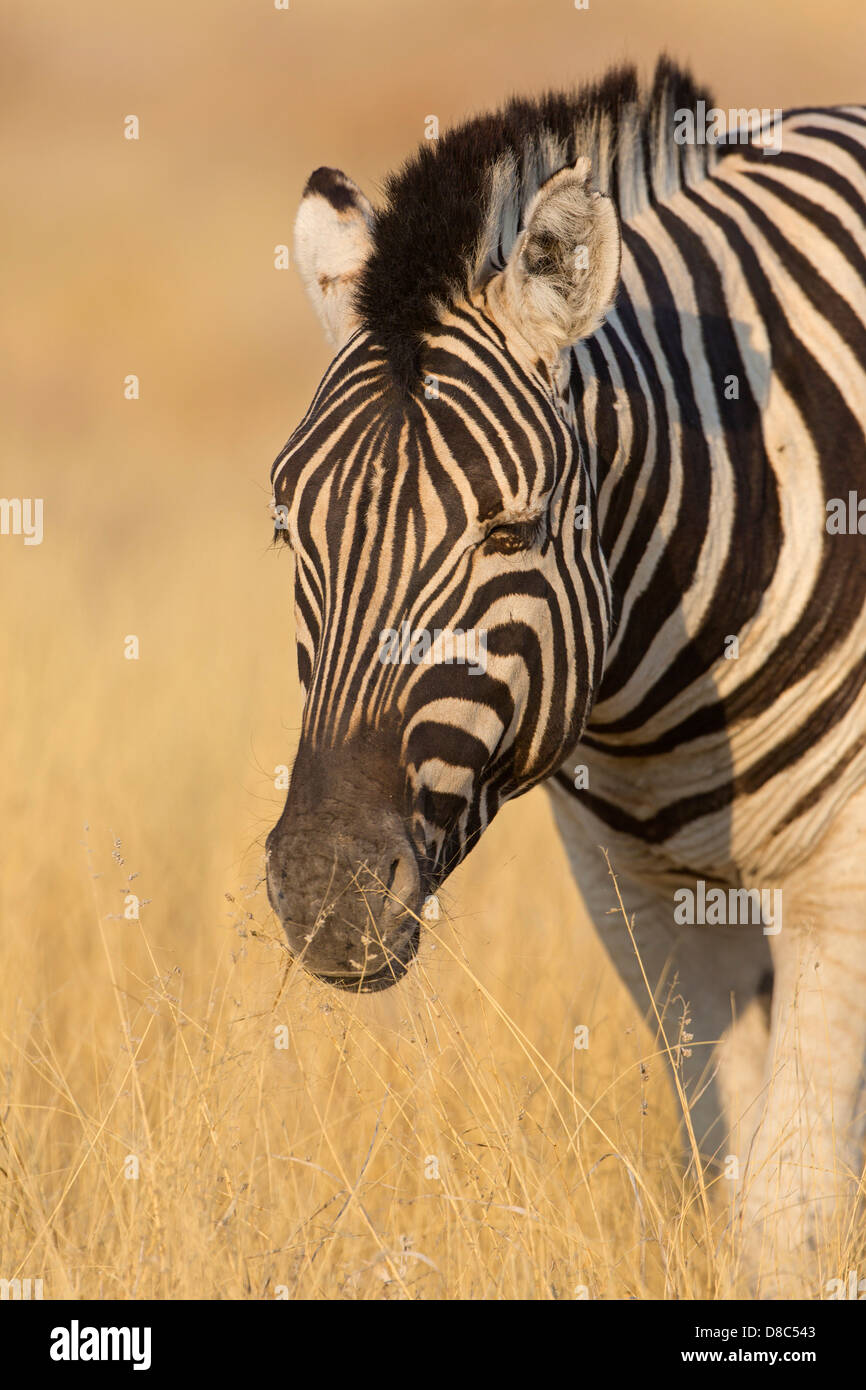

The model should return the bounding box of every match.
[568,334,674,661]
[567,296,748,734]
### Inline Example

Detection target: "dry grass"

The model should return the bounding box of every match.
[3,803,862,1299]
[2,0,865,1301]
[0,819,727,1300]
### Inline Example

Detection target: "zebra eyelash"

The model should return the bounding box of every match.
[274,512,545,553]
[482,515,547,553]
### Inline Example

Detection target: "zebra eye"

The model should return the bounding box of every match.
[483,517,545,552]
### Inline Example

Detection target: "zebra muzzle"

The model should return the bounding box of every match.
[265,825,424,991]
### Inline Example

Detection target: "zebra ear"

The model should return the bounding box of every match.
[293,167,374,350]
[486,157,621,363]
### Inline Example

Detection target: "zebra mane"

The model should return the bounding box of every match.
[354,56,716,394]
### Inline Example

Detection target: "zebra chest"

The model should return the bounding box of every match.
[563,687,866,891]
[564,738,745,887]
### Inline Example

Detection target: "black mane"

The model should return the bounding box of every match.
[354,57,715,394]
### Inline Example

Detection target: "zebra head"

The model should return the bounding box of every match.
[267,156,621,990]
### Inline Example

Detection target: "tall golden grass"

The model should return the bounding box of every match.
[2,0,864,1299]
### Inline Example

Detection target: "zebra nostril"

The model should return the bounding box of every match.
[387,852,420,913]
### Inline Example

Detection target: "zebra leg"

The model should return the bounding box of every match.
[736,788,866,1297]
[547,784,773,1168]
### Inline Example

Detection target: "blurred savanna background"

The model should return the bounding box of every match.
[2,0,865,1300]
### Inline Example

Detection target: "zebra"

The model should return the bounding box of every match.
[266,58,866,1290]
